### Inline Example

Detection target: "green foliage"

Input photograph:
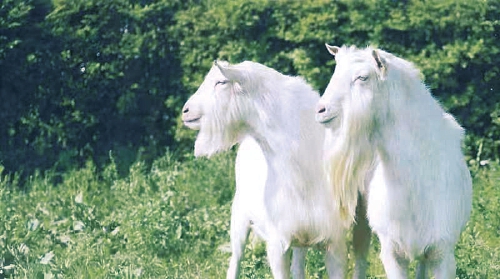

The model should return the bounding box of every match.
[1,0,186,174]
[455,164,500,278]
[1,153,498,278]
[0,151,235,278]
[0,0,499,174]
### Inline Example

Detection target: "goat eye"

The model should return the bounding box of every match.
[356,75,368,82]
[215,80,229,87]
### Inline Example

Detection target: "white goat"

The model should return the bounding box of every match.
[316,45,473,279]
[182,60,370,279]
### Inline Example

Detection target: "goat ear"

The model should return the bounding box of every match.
[372,49,387,79]
[325,44,340,56]
[215,60,245,82]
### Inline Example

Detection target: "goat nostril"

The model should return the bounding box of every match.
[183,107,189,114]
[316,105,326,114]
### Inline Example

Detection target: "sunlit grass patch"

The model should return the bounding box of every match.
[1,154,498,278]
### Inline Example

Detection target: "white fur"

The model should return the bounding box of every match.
[182,61,362,279]
[317,45,473,279]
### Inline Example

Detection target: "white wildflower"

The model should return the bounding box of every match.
[40,251,54,265]
[73,221,85,232]
[74,192,83,204]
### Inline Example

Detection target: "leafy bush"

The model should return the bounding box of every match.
[1,0,499,174]
[1,0,187,174]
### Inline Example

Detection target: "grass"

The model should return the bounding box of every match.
[0,152,499,278]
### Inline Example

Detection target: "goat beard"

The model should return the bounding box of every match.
[194,115,245,158]
[326,106,377,228]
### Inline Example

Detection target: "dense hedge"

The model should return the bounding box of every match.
[1,0,499,174]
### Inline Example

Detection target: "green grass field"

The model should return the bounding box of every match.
[0,152,499,278]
